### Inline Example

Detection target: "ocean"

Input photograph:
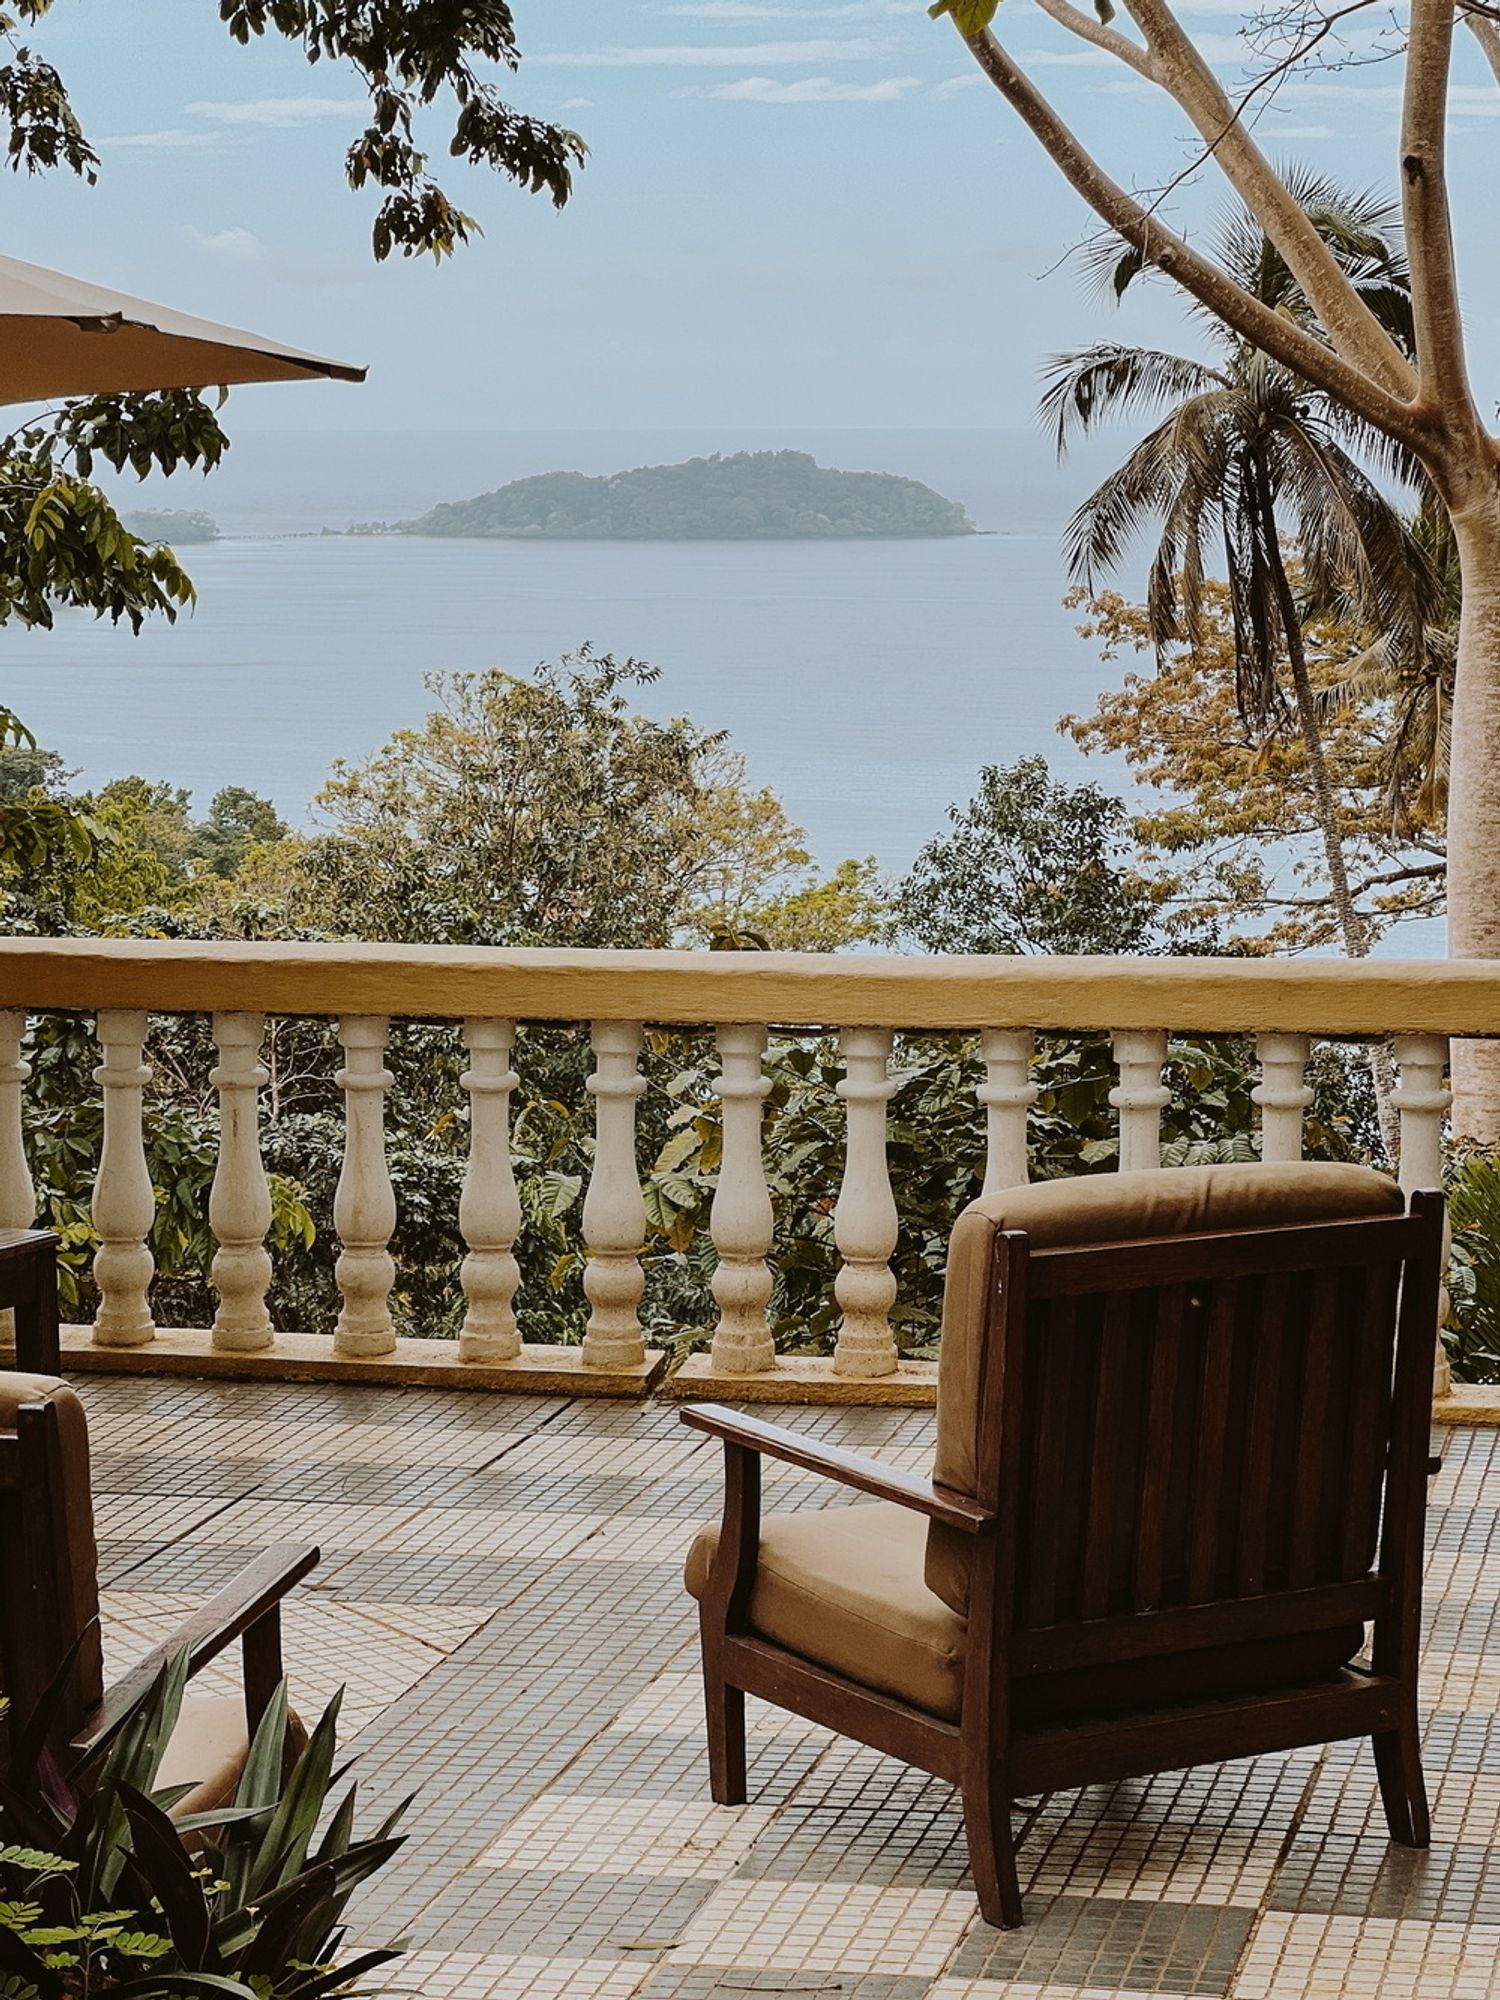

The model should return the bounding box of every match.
[0,425,1444,953]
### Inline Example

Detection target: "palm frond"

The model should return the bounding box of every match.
[1038,345,1226,458]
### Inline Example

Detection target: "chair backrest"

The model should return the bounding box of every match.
[0,1373,105,1747]
[926,1164,1441,1720]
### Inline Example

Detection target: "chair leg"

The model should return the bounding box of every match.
[963,1766,1024,1929]
[1373,1706,1430,1849]
[704,1665,747,1806]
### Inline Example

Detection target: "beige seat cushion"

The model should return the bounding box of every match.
[685,1500,966,1721]
[158,1692,251,1820]
[925,1161,1405,1616]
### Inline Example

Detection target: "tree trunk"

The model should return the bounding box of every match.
[1445,488,1500,1139]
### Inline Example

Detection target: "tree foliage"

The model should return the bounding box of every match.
[0,1,583,262]
[1065,586,1445,951]
[893,754,1181,957]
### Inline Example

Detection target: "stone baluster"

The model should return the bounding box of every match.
[1253,1032,1313,1164]
[1392,1033,1453,1399]
[333,1015,398,1358]
[1110,1028,1170,1174]
[459,1018,522,1364]
[92,1011,156,1348]
[582,1020,648,1370]
[0,1012,34,1231]
[708,1022,775,1374]
[977,1028,1036,1196]
[209,1012,274,1352]
[832,1026,899,1379]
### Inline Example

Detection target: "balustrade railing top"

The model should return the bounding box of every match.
[0,937,1498,1035]
[0,937,1479,1406]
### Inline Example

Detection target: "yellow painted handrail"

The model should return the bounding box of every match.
[0,937,1491,1036]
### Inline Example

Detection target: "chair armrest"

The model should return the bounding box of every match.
[679,1403,991,1532]
[76,1542,319,1754]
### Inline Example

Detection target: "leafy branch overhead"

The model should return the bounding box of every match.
[0,0,585,259]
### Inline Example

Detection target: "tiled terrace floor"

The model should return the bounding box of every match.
[85,1374,1500,2000]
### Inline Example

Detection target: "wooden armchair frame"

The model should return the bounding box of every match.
[0,1388,317,1773]
[685,1188,1444,1929]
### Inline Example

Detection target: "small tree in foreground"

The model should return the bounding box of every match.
[931,0,1500,1134]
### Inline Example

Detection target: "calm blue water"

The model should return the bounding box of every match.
[0,426,1444,953]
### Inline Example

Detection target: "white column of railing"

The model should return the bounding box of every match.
[978,1027,1036,1196]
[1392,1032,1453,1399]
[581,1019,648,1370]
[0,1012,34,1233]
[333,1015,398,1358]
[458,1018,523,1364]
[707,1022,776,1374]
[1253,1032,1313,1163]
[832,1026,899,1379]
[209,1012,274,1352]
[92,1010,156,1348]
[1110,1028,1169,1173]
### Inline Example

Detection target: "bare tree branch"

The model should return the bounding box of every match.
[1401,0,1483,449]
[1032,0,1159,79]
[1119,0,1416,398]
[1463,7,1500,86]
[963,27,1426,447]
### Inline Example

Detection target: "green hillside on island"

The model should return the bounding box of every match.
[399,450,976,541]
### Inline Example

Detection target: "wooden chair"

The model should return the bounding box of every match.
[683,1161,1444,1928]
[0,1227,61,1373]
[0,1371,318,1815]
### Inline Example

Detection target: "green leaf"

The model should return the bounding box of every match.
[927,0,1001,30]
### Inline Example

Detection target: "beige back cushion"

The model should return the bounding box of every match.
[0,1372,104,1712]
[925,1161,1406,1615]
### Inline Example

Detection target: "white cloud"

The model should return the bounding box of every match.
[186,95,365,127]
[561,97,596,108]
[930,71,984,95]
[531,37,900,66]
[184,224,266,265]
[681,72,922,99]
[1259,122,1335,139]
[98,128,222,150]
[1013,45,1119,65]
[662,1,917,15]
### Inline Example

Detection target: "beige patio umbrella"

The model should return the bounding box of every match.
[0,251,365,404]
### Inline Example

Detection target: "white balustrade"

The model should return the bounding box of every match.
[832,1026,900,1379]
[1253,1031,1313,1164]
[582,1019,648,1370]
[708,1022,775,1374]
[92,1010,156,1348]
[209,1012,274,1352]
[1392,1033,1454,1399]
[459,1018,523,1364]
[978,1027,1036,1196]
[0,1011,34,1232]
[0,937,1470,1406]
[1110,1028,1170,1173]
[333,1015,398,1358]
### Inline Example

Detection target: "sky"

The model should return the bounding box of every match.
[6,0,1500,434]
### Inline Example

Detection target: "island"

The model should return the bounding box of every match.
[396,450,977,541]
[121,508,219,545]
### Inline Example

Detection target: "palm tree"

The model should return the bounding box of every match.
[1041,173,1434,968]
[1318,495,1456,838]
